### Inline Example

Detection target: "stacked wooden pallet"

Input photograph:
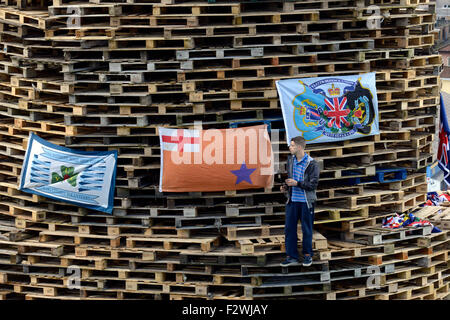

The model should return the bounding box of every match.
[414,206,450,231]
[321,228,449,300]
[0,0,447,300]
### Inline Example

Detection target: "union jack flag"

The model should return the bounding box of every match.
[438,93,450,186]
[323,97,350,129]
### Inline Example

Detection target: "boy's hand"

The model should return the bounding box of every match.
[285,179,298,187]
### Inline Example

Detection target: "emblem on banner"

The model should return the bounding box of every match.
[292,77,376,141]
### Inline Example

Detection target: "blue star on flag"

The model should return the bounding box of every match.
[230,162,256,185]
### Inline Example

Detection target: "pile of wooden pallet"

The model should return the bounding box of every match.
[0,0,447,300]
[414,206,450,231]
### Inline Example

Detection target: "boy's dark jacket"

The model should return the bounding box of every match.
[285,154,320,209]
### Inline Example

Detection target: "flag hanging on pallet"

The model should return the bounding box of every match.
[19,133,118,214]
[276,72,379,144]
[438,93,450,186]
[158,124,274,192]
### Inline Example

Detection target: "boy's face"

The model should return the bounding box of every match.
[289,141,302,155]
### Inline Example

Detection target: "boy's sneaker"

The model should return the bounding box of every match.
[280,257,299,267]
[302,255,313,267]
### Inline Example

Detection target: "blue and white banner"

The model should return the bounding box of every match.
[276,73,379,144]
[19,133,117,214]
[438,93,450,186]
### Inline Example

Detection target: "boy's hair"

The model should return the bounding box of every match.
[291,136,306,149]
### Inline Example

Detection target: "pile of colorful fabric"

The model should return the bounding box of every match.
[382,213,441,233]
[425,192,450,206]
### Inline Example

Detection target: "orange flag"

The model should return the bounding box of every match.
[158,124,274,192]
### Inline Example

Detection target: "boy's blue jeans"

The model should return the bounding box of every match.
[285,201,315,260]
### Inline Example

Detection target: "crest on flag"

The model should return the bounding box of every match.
[159,125,274,192]
[19,133,117,214]
[276,72,379,144]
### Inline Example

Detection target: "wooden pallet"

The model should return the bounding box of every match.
[236,230,328,255]
[413,206,450,230]
[126,236,220,253]
[343,225,433,245]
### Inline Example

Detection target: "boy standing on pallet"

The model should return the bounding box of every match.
[280,136,320,267]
